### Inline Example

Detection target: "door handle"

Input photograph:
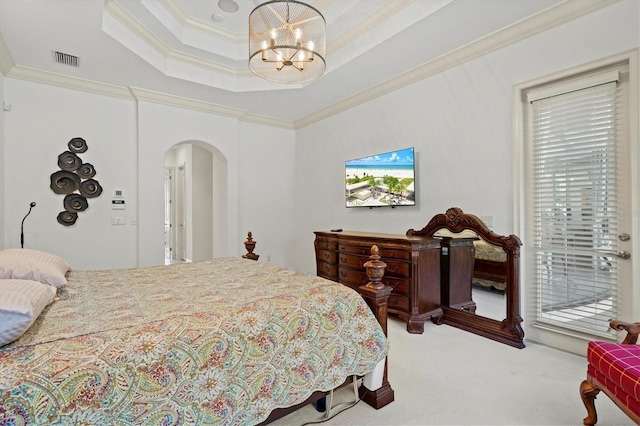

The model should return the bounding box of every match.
[596,250,631,260]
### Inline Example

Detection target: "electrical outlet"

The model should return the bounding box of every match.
[481,215,494,227]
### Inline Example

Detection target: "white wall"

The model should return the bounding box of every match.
[238,122,296,269]
[192,144,213,261]
[136,101,297,266]
[293,0,640,274]
[0,82,298,270]
[2,80,138,269]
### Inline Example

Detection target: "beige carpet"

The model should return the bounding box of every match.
[271,317,633,425]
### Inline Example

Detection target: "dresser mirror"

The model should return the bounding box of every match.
[406,207,525,348]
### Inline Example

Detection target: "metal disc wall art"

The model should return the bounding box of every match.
[79,179,103,198]
[57,211,78,226]
[50,171,81,194]
[63,193,89,212]
[77,163,96,179]
[68,137,88,153]
[57,151,82,171]
[50,137,102,226]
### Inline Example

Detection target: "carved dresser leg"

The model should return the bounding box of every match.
[580,379,600,425]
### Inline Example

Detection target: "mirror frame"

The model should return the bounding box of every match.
[407,207,525,348]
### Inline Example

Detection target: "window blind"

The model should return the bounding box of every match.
[530,79,619,338]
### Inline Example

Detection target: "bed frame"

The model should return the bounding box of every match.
[243,234,393,422]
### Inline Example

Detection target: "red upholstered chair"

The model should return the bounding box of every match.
[580,320,640,425]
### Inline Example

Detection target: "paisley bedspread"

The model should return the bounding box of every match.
[0,258,388,425]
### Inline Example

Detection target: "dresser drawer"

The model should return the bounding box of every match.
[381,276,409,296]
[316,249,337,264]
[388,294,410,313]
[338,252,369,270]
[338,244,411,261]
[317,262,337,279]
[338,253,410,278]
[339,244,376,256]
[316,240,338,250]
[338,267,369,287]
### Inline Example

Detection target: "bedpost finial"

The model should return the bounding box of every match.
[364,245,387,289]
[243,231,259,261]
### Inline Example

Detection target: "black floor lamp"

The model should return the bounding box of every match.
[21,201,36,248]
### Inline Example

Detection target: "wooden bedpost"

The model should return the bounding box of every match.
[242,231,260,261]
[358,245,394,409]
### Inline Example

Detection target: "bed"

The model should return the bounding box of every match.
[0,243,389,425]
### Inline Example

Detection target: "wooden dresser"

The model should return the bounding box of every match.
[314,230,442,334]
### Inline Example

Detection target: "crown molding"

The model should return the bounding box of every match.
[129,86,244,118]
[128,87,293,129]
[158,0,245,44]
[104,0,298,93]
[3,65,292,129]
[294,0,621,129]
[104,0,242,77]
[6,65,132,99]
[238,113,295,130]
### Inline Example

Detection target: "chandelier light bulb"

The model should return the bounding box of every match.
[249,0,326,84]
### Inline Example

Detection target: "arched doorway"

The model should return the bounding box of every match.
[164,142,227,263]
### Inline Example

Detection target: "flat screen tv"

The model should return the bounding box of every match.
[345,147,416,208]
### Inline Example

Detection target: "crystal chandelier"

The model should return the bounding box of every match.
[248,1,326,84]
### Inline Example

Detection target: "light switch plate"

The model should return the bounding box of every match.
[111,216,125,225]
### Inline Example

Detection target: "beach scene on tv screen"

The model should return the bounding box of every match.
[345,147,415,208]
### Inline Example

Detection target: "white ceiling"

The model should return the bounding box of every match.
[0,0,607,126]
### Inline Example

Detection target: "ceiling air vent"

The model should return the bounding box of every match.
[53,50,79,67]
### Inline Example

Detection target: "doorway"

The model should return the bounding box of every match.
[517,58,636,353]
[164,166,174,264]
[164,142,221,263]
[176,163,187,261]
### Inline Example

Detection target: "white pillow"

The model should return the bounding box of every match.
[433,228,478,238]
[0,248,71,288]
[0,279,56,346]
